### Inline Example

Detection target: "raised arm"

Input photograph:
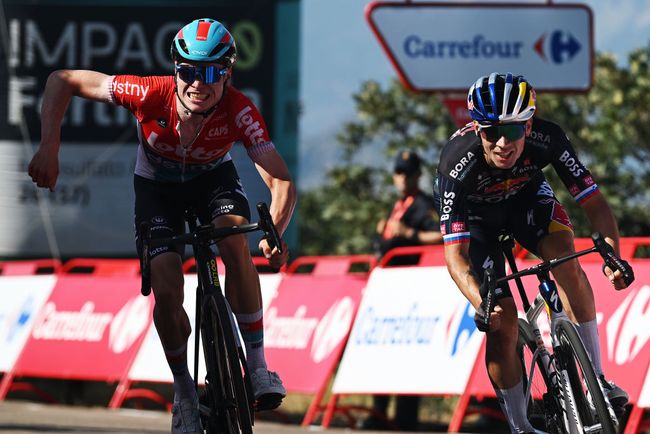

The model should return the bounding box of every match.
[28,70,111,191]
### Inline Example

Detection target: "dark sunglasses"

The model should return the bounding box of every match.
[175,64,227,85]
[478,124,526,142]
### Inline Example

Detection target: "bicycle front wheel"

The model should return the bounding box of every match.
[204,296,254,434]
[518,319,568,434]
[554,320,617,434]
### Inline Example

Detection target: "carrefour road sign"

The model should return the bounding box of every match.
[366,2,593,92]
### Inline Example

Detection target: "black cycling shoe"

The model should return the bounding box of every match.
[254,392,283,411]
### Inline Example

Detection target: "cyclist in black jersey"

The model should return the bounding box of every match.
[434,72,633,434]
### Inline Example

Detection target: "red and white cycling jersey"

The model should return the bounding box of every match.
[108,75,272,182]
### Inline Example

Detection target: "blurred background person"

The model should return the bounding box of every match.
[364,149,442,431]
[374,150,443,259]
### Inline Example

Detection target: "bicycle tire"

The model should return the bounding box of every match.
[517,319,568,434]
[209,296,254,434]
[201,301,228,434]
[554,320,617,434]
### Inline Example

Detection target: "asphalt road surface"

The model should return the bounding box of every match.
[0,400,457,434]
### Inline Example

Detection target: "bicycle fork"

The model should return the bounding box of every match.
[525,295,573,432]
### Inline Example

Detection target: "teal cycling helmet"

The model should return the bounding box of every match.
[467,72,536,124]
[170,18,237,67]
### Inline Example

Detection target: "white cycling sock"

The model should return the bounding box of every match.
[577,319,603,376]
[236,310,267,371]
[165,343,197,402]
[495,381,535,434]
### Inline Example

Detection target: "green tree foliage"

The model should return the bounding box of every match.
[298,48,650,255]
[538,48,650,236]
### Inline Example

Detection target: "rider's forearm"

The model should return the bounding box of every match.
[445,247,482,309]
[268,178,296,236]
[417,230,443,245]
[581,192,621,254]
[40,70,75,150]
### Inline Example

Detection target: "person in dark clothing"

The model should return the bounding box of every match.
[375,150,442,258]
[364,150,442,431]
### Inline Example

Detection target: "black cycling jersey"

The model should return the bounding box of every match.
[436,117,598,245]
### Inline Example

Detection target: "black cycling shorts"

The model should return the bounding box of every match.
[466,177,573,299]
[134,160,251,260]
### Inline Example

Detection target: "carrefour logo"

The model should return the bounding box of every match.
[449,301,478,356]
[606,286,650,365]
[402,30,580,64]
[534,30,581,64]
[404,34,524,59]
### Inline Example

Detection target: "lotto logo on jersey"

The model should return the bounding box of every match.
[235,106,265,145]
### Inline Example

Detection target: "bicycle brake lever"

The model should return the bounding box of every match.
[591,232,635,287]
[256,202,282,254]
[473,268,497,332]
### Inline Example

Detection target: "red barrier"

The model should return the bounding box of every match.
[181,255,285,274]
[0,259,61,275]
[0,271,152,402]
[257,255,374,427]
[61,258,141,276]
[379,244,446,267]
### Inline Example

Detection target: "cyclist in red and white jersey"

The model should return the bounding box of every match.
[435,73,632,434]
[28,18,296,434]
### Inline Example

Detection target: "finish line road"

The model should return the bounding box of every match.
[0,400,459,434]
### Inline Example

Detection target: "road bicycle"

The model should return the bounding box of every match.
[480,232,634,434]
[139,202,282,434]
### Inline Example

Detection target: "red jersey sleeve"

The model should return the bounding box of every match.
[109,75,173,121]
[230,88,272,149]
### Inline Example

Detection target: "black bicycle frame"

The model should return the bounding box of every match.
[481,232,634,316]
[185,209,224,393]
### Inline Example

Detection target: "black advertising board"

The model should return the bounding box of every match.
[0,3,276,142]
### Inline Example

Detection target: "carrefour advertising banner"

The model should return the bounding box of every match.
[0,2,277,257]
[366,2,593,92]
[0,276,56,372]
[13,275,154,380]
[332,265,484,395]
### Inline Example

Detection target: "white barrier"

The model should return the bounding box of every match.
[0,276,56,372]
[332,265,484,395]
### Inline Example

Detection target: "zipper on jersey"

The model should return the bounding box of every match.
[177,120,206,183]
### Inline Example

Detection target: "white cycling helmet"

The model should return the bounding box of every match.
[467,72,536,124]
